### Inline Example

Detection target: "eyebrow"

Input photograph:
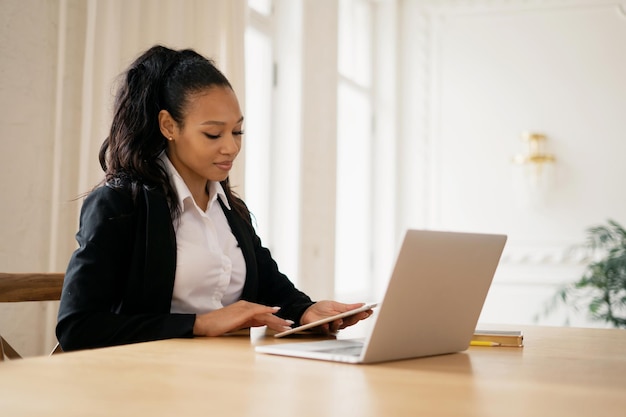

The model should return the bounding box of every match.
[201,116,244,126]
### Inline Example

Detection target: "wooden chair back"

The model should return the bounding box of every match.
[0,272,64,361]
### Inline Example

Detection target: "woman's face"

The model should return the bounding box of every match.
[164,86,243,192]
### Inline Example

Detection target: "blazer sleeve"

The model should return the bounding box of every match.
[56,186,195,351]
[227,197,315,323]
[252,234,315,323]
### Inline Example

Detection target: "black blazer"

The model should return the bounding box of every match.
[56,184,313,351]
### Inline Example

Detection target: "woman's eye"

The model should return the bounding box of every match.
[203,131,244,140]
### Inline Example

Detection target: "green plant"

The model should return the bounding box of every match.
[541,219,626,328]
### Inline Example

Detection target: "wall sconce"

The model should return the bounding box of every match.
[513,132,555,165]
[512,132,555,181]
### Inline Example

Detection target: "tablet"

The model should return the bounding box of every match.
[274,302,378,338]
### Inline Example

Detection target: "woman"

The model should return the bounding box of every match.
[56,45,370,351]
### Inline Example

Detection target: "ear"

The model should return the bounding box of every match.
[158,110,177,140]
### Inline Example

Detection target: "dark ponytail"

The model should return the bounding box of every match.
[99,45,249,224]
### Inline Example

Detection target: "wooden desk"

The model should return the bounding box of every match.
[0,326,624,417]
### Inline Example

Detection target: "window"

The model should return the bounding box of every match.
[335,0,374,298]
[248,0,272,16]
[244,0,396,297]
[244,9,273,242]
[244,0,301,285]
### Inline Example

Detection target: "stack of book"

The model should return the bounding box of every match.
[471,329,524,347]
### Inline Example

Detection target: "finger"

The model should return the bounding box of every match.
[253,313,294,332]
[324,322,333,334]
[228,300,281,316]
[339,311,370,329]
[342,302,366,312]
[249,304,282,315]
[328,302,364,315]
[329,319,343,333]
[227,303,283,330]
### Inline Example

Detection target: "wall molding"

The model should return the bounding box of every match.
[501,244,589,265]
[412,0,625,13]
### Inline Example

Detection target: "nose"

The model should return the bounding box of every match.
[221,133,241,155]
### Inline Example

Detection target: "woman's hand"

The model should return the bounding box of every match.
[192,300,294,337]
[300,301,373,334]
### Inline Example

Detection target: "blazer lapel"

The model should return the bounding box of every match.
[140,187,177,312]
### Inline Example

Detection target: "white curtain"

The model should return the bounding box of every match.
[42,0,246,354]
[50,0,246,270]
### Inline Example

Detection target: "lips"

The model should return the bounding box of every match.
[215,161,233,171]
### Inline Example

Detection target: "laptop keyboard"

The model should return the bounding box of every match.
[316,344,364,356]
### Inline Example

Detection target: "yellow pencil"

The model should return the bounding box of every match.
[470,340,501,347]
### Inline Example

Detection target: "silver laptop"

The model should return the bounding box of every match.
[255,229,507,364]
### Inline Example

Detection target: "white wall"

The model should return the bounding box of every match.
[401,0,626,327]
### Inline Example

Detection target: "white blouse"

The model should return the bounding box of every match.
[160,154,246,314]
